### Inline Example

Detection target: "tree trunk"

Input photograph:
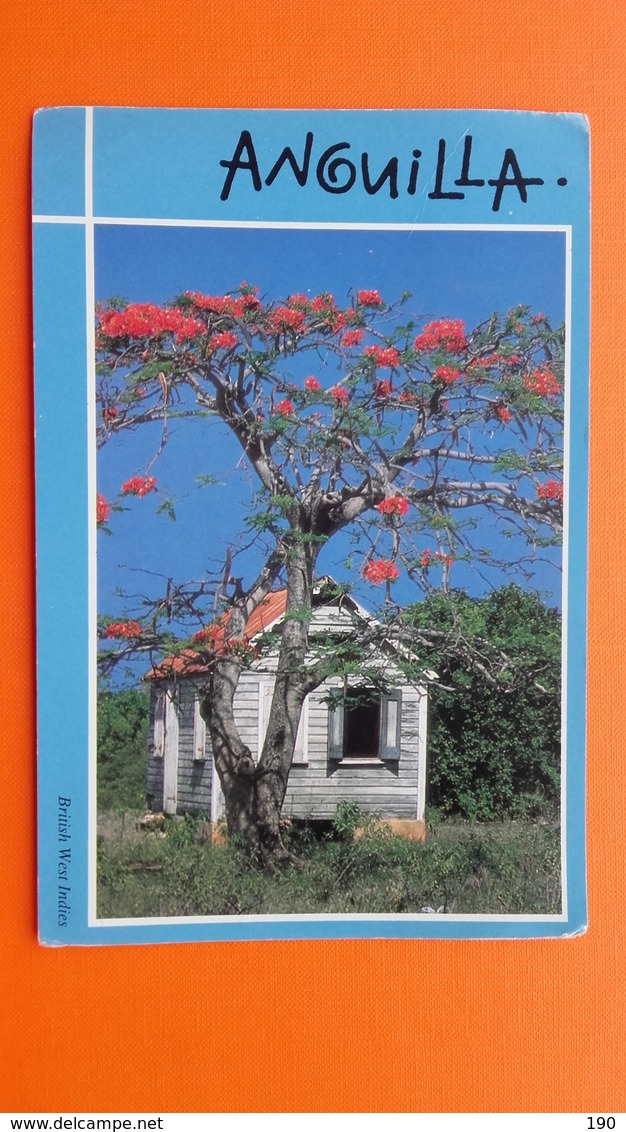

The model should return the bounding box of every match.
[203,532,319,866]
[217,762,295,866]
[205,664,309,867]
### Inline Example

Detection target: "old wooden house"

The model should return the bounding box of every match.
[146,583,433,838]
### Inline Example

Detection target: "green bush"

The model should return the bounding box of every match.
[407,586,561,820]
[97,686,149,812]
[331,800,363,839]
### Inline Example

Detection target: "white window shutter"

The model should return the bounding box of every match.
[294,698,309,764]
[257,682,272,763]
[162,691,180,815]
[152,689,166,758]
[328,698,344,761]
[380,690,402,760]
[193,695,207,761]
[258,680,308,764]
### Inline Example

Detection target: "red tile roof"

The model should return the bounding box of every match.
[240,588,288,637]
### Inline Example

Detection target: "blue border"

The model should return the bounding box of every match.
[34,221,90,938]
[34,108,589,944]
[33,108,85,217]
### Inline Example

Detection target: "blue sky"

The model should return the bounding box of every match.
[96,225,566,629]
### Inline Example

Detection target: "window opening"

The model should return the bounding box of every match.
[343,693,381,759]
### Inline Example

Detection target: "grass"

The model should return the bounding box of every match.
[96,809,561,919]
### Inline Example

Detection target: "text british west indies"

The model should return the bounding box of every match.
[57,795,72,927]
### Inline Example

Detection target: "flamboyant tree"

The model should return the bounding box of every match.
[96,284,564,863]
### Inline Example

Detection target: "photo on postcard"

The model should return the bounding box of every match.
[93,223,566,922]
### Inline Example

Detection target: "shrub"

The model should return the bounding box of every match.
[97,686,149,812]
[408,586,561,820]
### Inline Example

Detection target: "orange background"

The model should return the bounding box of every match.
[1,0,624,1113]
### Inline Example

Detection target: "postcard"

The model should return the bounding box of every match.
[33,108,589,943]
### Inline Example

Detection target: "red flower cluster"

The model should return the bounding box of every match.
[364,344,399,368]
[376,495,409,516]
[102,406,119,421]
[466,356,493,376]
[192,624,223,646]
[274,399,294,416]
[523,367,561,397]
[256,291,347,334]
[310,292,335,312]
[418,549,453,568]
[207,331,238,352]
[356,289,383,307]
[304,376,321,391]
[99,303,203,343]
[266,307,306,334]
[466,353,518,377]
[280,289,348,330]
[495,404,512,423]
[223,637,257,661]
[233,294,261,317]
[374,380,393,399]
[433,365,461,385]
[361,558,400,584]
[329,385,350,403]
[537,480,563,501]
[531,312,546,324]
[398,389,418,404]
[414,319,467,354]
[104,620,141,639]
[340,329,364,348]
[184,291,261,318]
[96,494,110,524]
[309,293,346,333]
[190,617,257,661]
[121,475,157,497]
[184,292,232,314]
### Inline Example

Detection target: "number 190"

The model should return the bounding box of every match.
[588,1119,615,1129]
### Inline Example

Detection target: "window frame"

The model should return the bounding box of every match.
[328,688,402,762]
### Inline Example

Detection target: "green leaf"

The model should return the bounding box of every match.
[156,499,177,522]
[196,474,225,488]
